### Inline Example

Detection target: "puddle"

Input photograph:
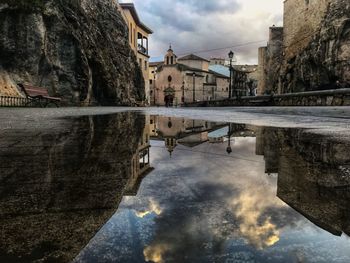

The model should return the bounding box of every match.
[1,112,350,263]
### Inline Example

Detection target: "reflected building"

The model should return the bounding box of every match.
[150,116,226,155]
[0,113,153,262]
[256,127,350,237]
[125,115,154,196]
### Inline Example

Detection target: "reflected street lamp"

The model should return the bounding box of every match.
[226,124,232,154]
[228,51,234,99]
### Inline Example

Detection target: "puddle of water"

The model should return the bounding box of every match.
[1,113,350,263]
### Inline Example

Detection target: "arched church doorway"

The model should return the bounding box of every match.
[164,87,175,107]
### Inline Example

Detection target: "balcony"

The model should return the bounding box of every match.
[137,32,149,56]
[138,44,148,55]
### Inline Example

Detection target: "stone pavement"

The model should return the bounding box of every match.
[1,106,350,138]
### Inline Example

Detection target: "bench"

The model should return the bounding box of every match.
[18,84,61,108]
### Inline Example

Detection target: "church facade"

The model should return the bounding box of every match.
[153,47,230,106]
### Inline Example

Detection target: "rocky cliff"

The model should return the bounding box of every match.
[280,0,350,93]
[0,0,145,105]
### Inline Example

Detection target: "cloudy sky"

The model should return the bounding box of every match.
[119,0,284,64]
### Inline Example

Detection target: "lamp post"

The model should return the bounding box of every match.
[192,72,196,102]
[228,51,234,99]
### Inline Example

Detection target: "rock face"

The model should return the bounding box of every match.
[280,0,350,93]
[0,112,145,262]
[0,0,145,105]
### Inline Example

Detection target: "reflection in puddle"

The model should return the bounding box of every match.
[1,113,350,262]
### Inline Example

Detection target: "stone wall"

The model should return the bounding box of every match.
[257,47,267,95]
[283,0,331,60]
[185,88,350,107]
[280,0,350,93]
[257,27,283,95]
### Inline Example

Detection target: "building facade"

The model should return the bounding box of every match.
[153,47,230,106]
[120,3,153,104]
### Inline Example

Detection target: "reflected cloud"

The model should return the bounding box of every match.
[143,244,169,263]
[135,199,162,218]
[232,192,280,249]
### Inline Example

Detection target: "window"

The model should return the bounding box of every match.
[130,23,132,43]
[150,79,153,84]
[145,61,148,70]
[168,75,172,82]
[134,29,136,47]
[167,57,169,65]
[171,56,174,65]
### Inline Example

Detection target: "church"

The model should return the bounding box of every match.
[153,47,230,106]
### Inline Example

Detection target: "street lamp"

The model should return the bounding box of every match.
[192,72,196,102]
[228,51,234,99]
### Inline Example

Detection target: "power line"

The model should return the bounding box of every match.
[151,39,268,58]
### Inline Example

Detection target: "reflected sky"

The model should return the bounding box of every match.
[75,131,350,263]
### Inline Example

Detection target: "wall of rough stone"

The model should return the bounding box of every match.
[0,0,145,106]
[283,0,331,60]
[280,0,350,93]
[185,89,350,107]
[257,47,267,95]
[257,27,283,95]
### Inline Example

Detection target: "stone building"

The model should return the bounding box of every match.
[210,58,226,66]
[120,3,153,104]
[125,115,153,196]
[258,0,350,94]
[153,47,230,106]
[257,26,283,95]
[150,116,225,156]
[210,64,259,97]
[149,61,162,105]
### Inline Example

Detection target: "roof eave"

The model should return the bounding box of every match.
[120,3,153,35]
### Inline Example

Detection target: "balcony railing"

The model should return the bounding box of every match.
[137,44,148,55]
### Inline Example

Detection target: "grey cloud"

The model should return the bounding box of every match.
[121,0,282,64]
[175,0,241,14]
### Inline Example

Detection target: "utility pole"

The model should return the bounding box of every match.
[192,72,196,102]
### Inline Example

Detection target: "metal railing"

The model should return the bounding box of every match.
[0,96,31,107]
